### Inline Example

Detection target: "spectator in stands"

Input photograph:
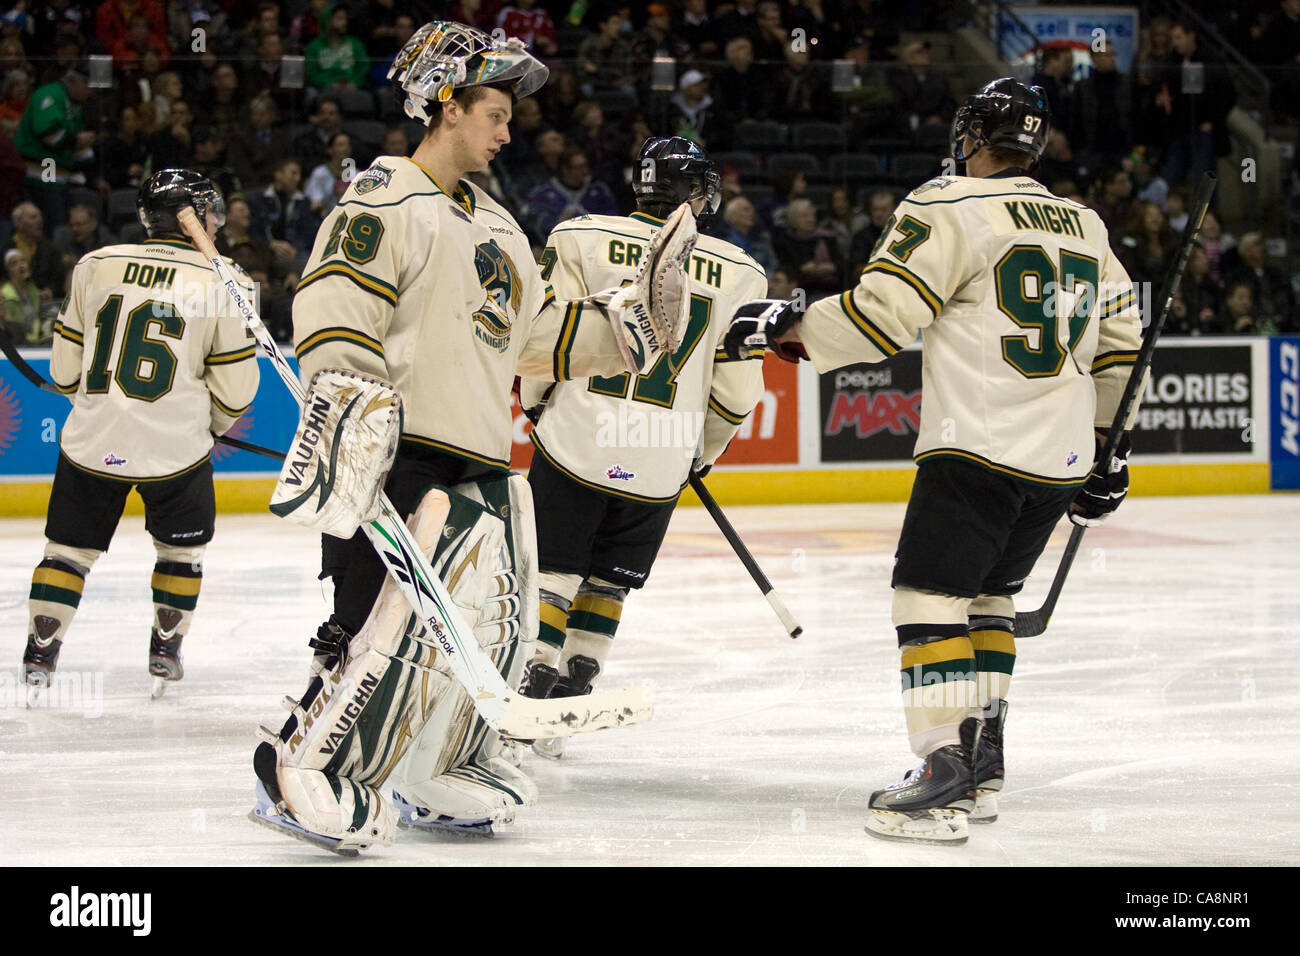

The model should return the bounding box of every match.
[753,2,789,63]
[775,197,841,293]
[767,264,796,300]
[632,3,692,73]
[1031,45,1073,141]
[1198,210,1233,282]
[52,202,113,266]
[836,32,898,141]
[2,246,47,344]
[0,67,29,135]
[6,203,61,296]
[541,69,582,130]
[147,98,195,171]
[663,69,716,146]
[14,63,94,233]
[169,3,230,57]
[1258,0,1300,120]
[96,0,166,55]
[1069,40,1132,173]
[33,0,90,53]
[216,195,272,267]
[242,31,292,111]
[1223,232,1293,331]
[190,126,240,200]
[1158,19,1234,188]
[786,0,831,57]
[577,9,636,99]
[1165,184,1190,233]
[888,40,955,138]
[1036,128,1081,188]
[1087,165,1136,235]
[290,0,329,53]
[679,0,720,58]
[714,0,761,49]
[719,195,777,273]
[568,100,622,193]
[305,132,354,215]
[0,35,31,85]
[759,166,806,232]
[294,95,346,175]
[1222,281,1278,335]
[847,188,897,276]
[496,0,558,56]
[1169,244,1225,335]
[821,186,869,273]
[201,62,242,139]
[240,1,282,58]
[0,130,24,221]
[523,145,618,238]
[368,13,417,88]
[100,104,148,189]
[113,11,172,75]
[774,47,832,121]
[710,37,771,149]
[306,6,370,93]
[837,0,901,63]
[381,124,409,158]
[1119,201,1174,290]
[227,93,294,189]
[497,96,544,187]
[249,156,320,275]
[447,0,502,32]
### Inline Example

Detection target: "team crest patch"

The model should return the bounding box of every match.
[912,177,955,196]
[353,162,394,195]
[471,240,521,353]
[606,465,635,481]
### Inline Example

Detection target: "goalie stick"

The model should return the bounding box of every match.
[0,326,289,462]
[1014,171,1217,639]
[689,472,802,639]
[176,208,653,738]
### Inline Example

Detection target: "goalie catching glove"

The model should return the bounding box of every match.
[594,201,698,374]
[723,298,807,363]
[1069,430,1131,527]
[270,368,402,538]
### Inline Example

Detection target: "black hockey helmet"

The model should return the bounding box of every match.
[950,77,1051,165]
[137,168,226,237]
[634,136,721,217]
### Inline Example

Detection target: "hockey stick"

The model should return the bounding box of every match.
[1014,171,1217,639]
[689,472,803,639]
[177,208,653,737]
[0,325,289,463]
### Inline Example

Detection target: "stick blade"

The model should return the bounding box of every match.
[1014,609,1048,638]
[497,685,654,739]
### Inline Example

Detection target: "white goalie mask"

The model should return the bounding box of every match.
[388,20,550,126]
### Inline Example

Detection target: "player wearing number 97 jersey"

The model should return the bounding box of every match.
[23,168,259,697]
[725,79,1144,844]
[516,137,767,756]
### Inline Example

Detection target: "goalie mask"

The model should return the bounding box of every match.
[950,77,1051,166]
[389,20,550,126]
[634,136,721,217]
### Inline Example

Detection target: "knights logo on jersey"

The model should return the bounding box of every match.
[353,162,395,196]
[471,240,521,352]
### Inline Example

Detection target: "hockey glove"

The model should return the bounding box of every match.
[1069,430,1132,527]
[723,298,807,363]
[691,457,712,480]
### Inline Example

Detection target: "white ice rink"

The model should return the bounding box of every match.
[1,495,1297,866]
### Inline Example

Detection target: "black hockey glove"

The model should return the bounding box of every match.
[691,457,712,479]
[723,298,807,363]
[1069,430,1132,527]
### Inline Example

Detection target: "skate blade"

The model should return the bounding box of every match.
[25,683,45,709]
[391,792,495,838]
[247,782,365,857]
[865,808,970,846]
[531,737,566,761]
[970,789,999,825]
[150,677,168,700]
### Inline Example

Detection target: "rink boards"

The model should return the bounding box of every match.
[1,336,1294,516]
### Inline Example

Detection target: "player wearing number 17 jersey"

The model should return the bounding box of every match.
[517,137,767,754]
[22,169,259,696]
[724,79,1144,843]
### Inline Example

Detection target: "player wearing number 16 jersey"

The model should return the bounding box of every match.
[723,79,1144,843]
[517,137,767,755]
[22,169,259,696]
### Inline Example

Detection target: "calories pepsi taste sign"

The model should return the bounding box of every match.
[1132,342,1254,455]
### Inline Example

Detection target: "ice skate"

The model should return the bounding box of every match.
[865,741,977,846]
[148,626,184,699]
[970,700,1007,824]
[23,628,62,708]
[249,779,367,856]
[391,790,497,837]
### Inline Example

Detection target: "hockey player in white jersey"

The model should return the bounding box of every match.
[250,21,698,853]
[22,169,259,698]
[725,79,1144,844]
[517,136,766,758]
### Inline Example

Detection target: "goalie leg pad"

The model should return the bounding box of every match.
[391,474,540,827]
[270,368,402,539]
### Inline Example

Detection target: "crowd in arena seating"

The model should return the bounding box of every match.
[2,1,1298,345]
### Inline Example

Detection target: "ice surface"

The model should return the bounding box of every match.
[2,496,1298,866]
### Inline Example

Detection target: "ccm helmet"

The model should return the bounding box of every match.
[389,20,550,126]
[634,136,721,216]
[137,168,225,237]
[950,77,1051,165]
